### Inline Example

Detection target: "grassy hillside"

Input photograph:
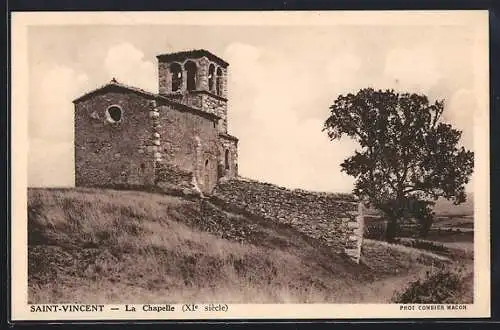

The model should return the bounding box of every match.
[28,188,469,304]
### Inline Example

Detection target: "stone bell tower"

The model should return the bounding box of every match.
[157,49,229,133]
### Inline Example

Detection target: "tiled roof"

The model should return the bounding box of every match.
[156,49,229,68]
[72,79,221,120]
[72,79,157,103]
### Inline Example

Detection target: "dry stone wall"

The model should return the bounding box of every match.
[212,178,365,263]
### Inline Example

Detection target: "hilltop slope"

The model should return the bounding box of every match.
[28,187,451,303]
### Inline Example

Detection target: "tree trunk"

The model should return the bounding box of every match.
[386,218,398,243]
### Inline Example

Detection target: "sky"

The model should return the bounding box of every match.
[26,13,486,193]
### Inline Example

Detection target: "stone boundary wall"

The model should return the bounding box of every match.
[212,178,365,263]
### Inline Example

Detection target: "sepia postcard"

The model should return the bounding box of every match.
[10,10,490,321]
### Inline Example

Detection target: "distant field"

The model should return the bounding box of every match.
[363,193,474,218]
[363,198,474,241]
[433,216,474,229]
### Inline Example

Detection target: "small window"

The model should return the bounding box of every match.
[224,149,230,170]
[185,61,197,91]
[106,105,122,123]
[170,63,182,92]
[205,159,209,168]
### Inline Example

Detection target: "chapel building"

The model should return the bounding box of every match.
[72,49,238,194]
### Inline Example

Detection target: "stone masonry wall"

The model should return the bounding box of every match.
[158,61,169,96]
[219,137,238,179]
[202,94,227,132]
[213,178,365,263]
[154,162,204,198]
[156,104,220,194]
[74,90,155,187]
[161,92,227,133]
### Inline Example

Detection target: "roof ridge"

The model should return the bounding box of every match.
[72,79,158,103]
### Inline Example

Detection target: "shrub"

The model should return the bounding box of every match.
[392,267,466,303]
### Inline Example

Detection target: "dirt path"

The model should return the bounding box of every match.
[360,264,473,303]
[359,239,473,303]
[360,268,429,303]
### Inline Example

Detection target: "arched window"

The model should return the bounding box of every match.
[208,64,215,92]
[224,149,230,170]
[170,63,182,92]
[185,61,197,91]
[216,67,223,96]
